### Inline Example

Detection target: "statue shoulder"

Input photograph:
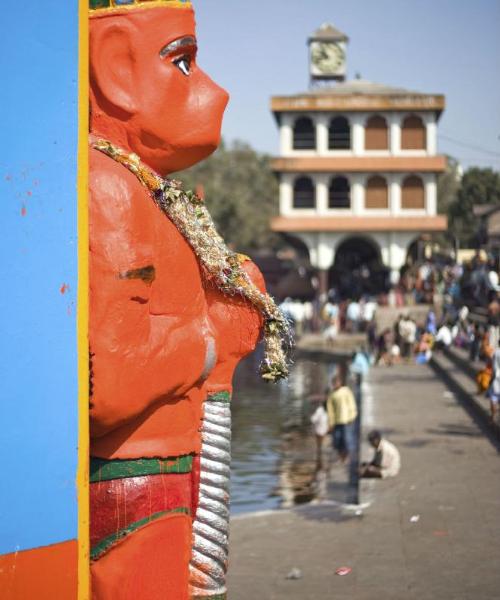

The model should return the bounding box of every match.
[89,147,144,204]
[89,147,151,224]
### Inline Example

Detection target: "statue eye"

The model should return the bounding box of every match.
[173,55,191,76]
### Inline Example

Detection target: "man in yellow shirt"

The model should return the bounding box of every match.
[327,375,358,463]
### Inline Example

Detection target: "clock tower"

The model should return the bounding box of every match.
[308,23,348,86]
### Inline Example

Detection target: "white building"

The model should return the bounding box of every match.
[270,24,447,295]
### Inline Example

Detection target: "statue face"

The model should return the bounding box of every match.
[90,7,229,174]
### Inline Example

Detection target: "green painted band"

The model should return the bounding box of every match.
[90,0,110,8]
[91,507,190,561]
[192,595,226,600]
[207,391,231,403]
[90,455,193,483]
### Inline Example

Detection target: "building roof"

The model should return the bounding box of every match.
[488,211,500,237]
[473,204,500,218]
[309,23,349,43]
[271,79,445,115]
[471,204,500,237]
[309,79,424,96]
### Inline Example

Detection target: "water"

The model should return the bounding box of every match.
[230,350,359,514]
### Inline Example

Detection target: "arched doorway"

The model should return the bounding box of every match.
[329,237,389,299]
[254,234,316,302]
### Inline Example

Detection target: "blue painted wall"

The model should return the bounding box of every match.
[0,2,79,554]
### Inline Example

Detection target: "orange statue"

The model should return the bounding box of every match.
[88,2,289,599]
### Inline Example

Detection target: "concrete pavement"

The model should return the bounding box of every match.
[227,363,500,600]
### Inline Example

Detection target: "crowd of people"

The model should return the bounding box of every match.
[305,253,500,480]
[321,296,377,340]
[369,294,500,423]
[278,297,314,338]
[277,252,500,345]
[397,260,463,306]
[293,253,500,461]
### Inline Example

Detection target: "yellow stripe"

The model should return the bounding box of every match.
[90,1,192,17]
[77,0,90,598]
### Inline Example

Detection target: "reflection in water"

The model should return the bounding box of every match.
[230,349,358,514]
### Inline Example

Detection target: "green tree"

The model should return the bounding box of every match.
[437,155,461,215]
[448,167,500,246]
[175,139,279,253]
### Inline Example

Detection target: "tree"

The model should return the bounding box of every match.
[448,167,500,246]
[437,155,461,215]
[175,139,279,253]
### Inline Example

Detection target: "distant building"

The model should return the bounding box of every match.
[473,204,500,253]
[270,23,448,297]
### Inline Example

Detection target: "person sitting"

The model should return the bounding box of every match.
[477,363,492,394]
[434,322,453,351]
[359,430,400,479]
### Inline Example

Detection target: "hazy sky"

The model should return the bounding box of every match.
[194,0,500,170]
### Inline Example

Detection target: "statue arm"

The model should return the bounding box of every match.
[204,258,266,395]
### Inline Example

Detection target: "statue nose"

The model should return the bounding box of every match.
[217,85,229,109]
[211,83,229,119]
[198,70,229,111]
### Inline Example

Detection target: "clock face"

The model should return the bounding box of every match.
[310,41,346,76]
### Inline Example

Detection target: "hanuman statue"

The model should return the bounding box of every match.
[88,1,289,599]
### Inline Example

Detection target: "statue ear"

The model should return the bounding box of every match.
[90,21,138,115]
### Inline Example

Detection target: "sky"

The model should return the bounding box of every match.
[194,0,500,171]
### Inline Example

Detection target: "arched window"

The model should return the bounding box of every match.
[365,115,389,150]
[401,175,425,209]
[293,176,315,209]
[293,117,316,150]
[329,176,350,209]
[365,176,389,209]
[401,115,426,150]
[328,117,351,150]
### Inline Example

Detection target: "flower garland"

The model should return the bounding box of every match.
[91,138,291,382]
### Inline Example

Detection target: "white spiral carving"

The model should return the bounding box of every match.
[189,400,231,597]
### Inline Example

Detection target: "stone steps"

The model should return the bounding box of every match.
[429,348,500,441]
[374,304,432,333]
[442,344,484,381]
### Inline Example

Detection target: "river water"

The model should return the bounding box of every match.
[230,350,359,514]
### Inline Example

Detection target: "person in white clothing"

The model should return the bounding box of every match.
[359,430,401,479]
[310,399,329,467]
[399,315,416,360]
[435,323,453,350]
